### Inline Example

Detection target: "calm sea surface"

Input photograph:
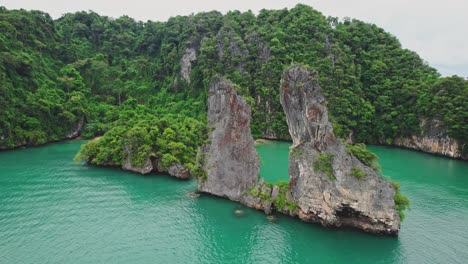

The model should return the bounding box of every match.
[1,140,467,263]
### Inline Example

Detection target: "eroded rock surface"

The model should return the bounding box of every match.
[280,65,400,235]
[168,164,191,180]
[122,143,190,178]
[180,47,197,84]
[197,77,260,201]
[122,144,153,174]
[66,117,85,139]
[393,119,467,160]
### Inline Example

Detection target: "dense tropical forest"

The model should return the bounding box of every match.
[0,4,466,169]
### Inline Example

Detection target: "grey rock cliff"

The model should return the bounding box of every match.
[393,119,467,160]
[280,65,400,235]
[168,164,190,180]
[197,76,260,201]
[180,47,197,84]
[122,144,153,174]
[121,143,190,178]
[66,117,85,139]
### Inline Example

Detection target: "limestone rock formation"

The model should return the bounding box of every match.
[168,164,191,180]
[280,65,400,235]
[180,47,197,84]
[122,144,153,174]
[66,117,85,139]
[242,179,298,216]
[122,143,190,178]
[197,76,260,201]
[393,119,467,160]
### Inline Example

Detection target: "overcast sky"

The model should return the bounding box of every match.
[2,0,467,77]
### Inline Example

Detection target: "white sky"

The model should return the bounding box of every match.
[2,0,467,77]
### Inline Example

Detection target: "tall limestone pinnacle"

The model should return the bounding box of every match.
[280,65,400,235]
[197,68,400,235]
[197,76,260,201]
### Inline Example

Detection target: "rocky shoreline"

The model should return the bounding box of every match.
[196,66,401,235]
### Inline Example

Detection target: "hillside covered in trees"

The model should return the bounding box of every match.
[0,4,466,166]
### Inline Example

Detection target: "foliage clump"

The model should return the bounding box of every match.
[248,180,297,211]
[190,151,207,180]
[290,146,304,158]
[346,143,381,172]
[391,181,410,221]
[249,186,272,201]
[273,181,297,211]
[75,109,207,171]
[313,153,335,180]
[351,167,366,179]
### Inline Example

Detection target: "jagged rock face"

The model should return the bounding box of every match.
[66,117,85,139]
[122,144,190,178]
[216,29,249,72]
[198,77,260,201]
[393,119,467,160]
[280,67,334,150]
[280,65,400,235]
[180,47,197,84]
[246,31,271,62]
[122,144,153,174]
[168,164,190,180]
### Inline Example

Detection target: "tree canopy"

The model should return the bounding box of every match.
[0,5,466,160]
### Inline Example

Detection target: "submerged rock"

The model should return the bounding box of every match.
[280,65,400,235]
[234,209,245,216]
[187,192,200,199]
[197,76,260,202]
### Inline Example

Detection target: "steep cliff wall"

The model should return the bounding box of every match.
[197,77,260,201]
[280,65,400,235]
[197,69,400,235]
[180,47,197,84]
[393,119,467,160]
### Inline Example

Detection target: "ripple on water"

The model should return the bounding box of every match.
[0,141,467,264]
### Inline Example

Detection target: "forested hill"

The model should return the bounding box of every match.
[0,5,466,158]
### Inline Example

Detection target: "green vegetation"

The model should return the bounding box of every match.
[417,76,468,155]
[391,181,410,221]
[351,167,366,179]
[290,146,304,158]
[190,151,207,180]
[313,153,335,180]
[346,143,381,172]
[249,185,273,201]
[74,108,207,170]
[249,180,297,211]
[1,5,465,161]
[274,181,297,211]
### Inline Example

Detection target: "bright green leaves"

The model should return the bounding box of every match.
[391,181,410,221]
[314,153,335,180]
[346,143,381,172]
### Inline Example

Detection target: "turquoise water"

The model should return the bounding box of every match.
[256,141,290,183]
[0,141,467,263]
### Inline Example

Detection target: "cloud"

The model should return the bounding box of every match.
[2,0,467,76]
